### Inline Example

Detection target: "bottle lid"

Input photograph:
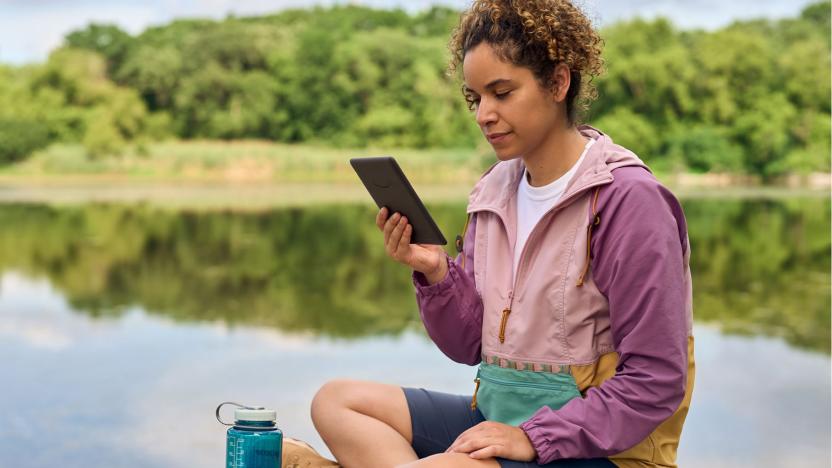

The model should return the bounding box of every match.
[234,407,276,422]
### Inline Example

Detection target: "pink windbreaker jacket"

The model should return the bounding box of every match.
[413,126,695,468]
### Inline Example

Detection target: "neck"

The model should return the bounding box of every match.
[522,125,588,187]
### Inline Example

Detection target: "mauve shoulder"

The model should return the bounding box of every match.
[608,165,661,191]
[597,165,668,207]
[598,165,688,250]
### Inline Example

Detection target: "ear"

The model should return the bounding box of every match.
[551,63,571,103]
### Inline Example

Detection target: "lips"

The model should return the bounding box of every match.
[486,132,511,144]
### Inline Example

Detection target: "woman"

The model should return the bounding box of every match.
[311,1,695,467]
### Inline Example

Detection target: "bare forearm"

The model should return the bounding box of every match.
[421,258,449,285]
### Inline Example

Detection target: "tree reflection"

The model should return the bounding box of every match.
[685,197,830,353]
[0,197,827,352]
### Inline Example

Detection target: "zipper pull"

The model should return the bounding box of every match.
[470,377,481,410]
[499,308,511,344]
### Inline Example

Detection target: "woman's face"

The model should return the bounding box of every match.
[462,42,566,161]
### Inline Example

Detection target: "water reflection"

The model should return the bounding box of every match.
[0,197,828,352]
[684,197,830,352]
[0,273,828,468]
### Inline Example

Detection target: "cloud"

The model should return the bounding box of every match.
[0,320,73,350]
[0,2,158,64]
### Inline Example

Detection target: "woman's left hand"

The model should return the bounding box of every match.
[445,421,537,462]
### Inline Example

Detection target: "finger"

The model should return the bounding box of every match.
[445,421,496,453]
[469,445,501,459]
[446,423,487,452]
[448,434,495,454]
[445,436,463,453]
[453,422,491,444]
[387,216,408,256]
[383,212,401,246]
[376,207,388,231]
[394,220,411,255]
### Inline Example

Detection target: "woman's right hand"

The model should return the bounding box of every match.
[376,207,448,284]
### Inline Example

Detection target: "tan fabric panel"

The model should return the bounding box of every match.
[570,336,696,468]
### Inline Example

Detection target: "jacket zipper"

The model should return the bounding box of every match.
[470,176,613,407]
[497,176,613,344]
[471,367,572,410]
[498,293,513,344]
[477,372,571,390]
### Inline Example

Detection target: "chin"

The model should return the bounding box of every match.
[494,148,521,161]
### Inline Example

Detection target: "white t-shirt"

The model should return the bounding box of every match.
[513,138,595,280]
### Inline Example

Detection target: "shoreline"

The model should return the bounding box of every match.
[0,177,826,210]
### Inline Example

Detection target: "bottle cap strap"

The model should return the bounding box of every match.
[215,401,265,426]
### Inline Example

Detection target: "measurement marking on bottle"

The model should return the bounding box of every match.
[235,442,246,468]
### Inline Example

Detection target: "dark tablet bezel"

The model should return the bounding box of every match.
[349,156,447,245]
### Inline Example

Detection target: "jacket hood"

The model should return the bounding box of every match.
[467,125,648,214]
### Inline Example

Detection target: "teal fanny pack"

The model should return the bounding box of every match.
[473,363,582,426]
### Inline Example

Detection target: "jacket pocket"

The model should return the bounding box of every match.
[474,363,582,427]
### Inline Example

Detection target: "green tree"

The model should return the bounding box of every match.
[65,23,135,74]
[116,45,183,110]
[591,107,661,161]
[29,48,152,157]
[1,2,828,173]
[663,124,744,173]
[733,93,798,179]
[0,118,51,164]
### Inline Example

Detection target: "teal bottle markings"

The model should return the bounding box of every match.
[217,402,283,468]
[225,421,283,468]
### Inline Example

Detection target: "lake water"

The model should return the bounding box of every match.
[0,195,829,467]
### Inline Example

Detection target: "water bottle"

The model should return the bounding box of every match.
[217,401,283,468]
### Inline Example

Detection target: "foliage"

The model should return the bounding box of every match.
[592,3,830,179]
[15,48,158,158]
[0,118,51,164]
[0,2,828,177]
[0,198,827,353]
[685,196,831,352]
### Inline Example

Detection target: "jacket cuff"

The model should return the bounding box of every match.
[519,417,556,464]
[412,254,454,296]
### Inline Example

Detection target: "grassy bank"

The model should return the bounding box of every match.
[0,140,828,193]
[0,141,493,185]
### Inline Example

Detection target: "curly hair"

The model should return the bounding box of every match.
[448,0,604,124]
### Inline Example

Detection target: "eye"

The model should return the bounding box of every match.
[465,95,481,111]
[495,90,512,99]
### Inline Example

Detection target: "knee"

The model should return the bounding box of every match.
[310,379,352,425]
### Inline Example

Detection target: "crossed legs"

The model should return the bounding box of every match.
[310,379,500,468]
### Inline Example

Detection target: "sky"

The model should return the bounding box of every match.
[0,0,820,65]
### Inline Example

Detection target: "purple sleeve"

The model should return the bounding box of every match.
[412,215,483,366]
[519,167,689,462]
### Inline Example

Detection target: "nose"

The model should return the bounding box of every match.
[475,96,498,129]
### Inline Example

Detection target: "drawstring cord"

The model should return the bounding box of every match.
[470,378,481,410]
[456,213,472,271]
[469,188,600,411]
[576,187,601,287]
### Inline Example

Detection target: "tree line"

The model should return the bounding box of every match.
[0,2,828,179]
